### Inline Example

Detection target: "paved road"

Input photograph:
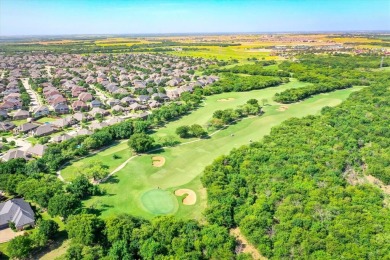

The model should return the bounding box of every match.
[45,66,54,78]
[89,84,109,102]
[21,78,42,111]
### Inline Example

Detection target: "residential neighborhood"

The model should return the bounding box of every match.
[0,53,218,159]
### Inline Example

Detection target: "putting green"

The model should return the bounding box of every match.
[140,189,178,215]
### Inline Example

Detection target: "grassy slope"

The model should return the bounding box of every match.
[81,85,365,220]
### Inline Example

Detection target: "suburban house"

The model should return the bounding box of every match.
[106,98,120,107]
[2,149,29,161]
[0,110,9,119]
[32,124,56,137]
[73,128,93,136]
[53,103,69,114]
[0,121,16,132]
[26,144,47,157]
[51,134,73,143]
[51,117,75,129]
[89,107,109,117]
[33,105,50,118]
[90,99,102,108]
[89,121,109,131]
[73,112,91,122]
[13,109,30,120]
[72,100,88,111]
[78,92,93,102]
[0,199,35,230]
[13,122,39,135]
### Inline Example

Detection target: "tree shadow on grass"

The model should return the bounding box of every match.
[86,203,113,216]
[104,175,120,184]
[147,147,166,155]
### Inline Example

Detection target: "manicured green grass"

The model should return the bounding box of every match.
[0,243,9,259]
[152,79,310,140]
[141,189,178,215]
[61,140,132,181]
[11,119,27,126]
[35,117,57,124]
[82,85,366,220]
[62,80,310,181]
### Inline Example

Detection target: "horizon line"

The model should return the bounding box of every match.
[1,30,390,39]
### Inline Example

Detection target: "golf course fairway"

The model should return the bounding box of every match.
[75,85,366,220]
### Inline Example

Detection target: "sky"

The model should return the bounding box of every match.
[0,0,389,36]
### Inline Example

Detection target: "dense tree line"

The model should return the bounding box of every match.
[204,74,287,95]
[273,55,388,103]
[274,80,354,103]
[202,83,390,259]
[216,63,290,77]
[63,214,236,260]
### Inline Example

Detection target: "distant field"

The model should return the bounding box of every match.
[171,45,274,60]
[77,85,365,220]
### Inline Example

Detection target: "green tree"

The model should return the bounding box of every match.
[66,174,99,198]
[7,235,33,259]
[83,161,109,181]
[246,98,259,106]
[38,219,59,239]
[66,214,104,246]
[175,125,191,138]
[190,124,207,138]
[127,133,155,153]
[48,193,81,219]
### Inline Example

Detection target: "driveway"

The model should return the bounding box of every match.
[0,228,24,243]
[7,136,32,151]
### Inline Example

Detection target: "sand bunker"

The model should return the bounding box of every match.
[278,105,289,111]
[217,98,235,102]
[175,189,197,205]
[152,156,166,167]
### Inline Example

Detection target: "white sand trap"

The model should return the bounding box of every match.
[175,189,197,205]
[152,156,165,167]
[217,98,235,102]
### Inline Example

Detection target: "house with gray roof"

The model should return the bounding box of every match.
[33,105,50,118]
[26,144,47,157]
[2,149,28,162]
[32,124,56,137]
[13,109,29,120]
[13,122,39,134]
[0,199,35,230]
[0,121,15,132]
